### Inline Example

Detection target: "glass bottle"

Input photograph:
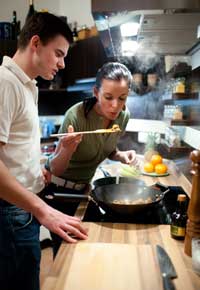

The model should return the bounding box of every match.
[171,194,188,240]
[25,0,35,23]
[11,10,17,40]
[72,21,78,42]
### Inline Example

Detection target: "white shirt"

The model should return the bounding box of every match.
[0,56,44,193]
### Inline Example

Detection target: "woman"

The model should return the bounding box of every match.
[46,62,138,255]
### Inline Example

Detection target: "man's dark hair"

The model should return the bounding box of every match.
[18,12,73,49]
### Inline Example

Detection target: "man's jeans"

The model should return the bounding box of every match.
[0,202,41,290]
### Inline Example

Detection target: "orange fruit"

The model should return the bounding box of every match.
[155,163,168,174]
[150,154,163,166]
[144,162,154,173]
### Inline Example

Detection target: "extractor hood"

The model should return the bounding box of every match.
[92,0,200,59]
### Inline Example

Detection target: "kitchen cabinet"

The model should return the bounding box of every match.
[41,161,200,290]
[0,37,107,87]
[0,39,17,63]
[61,36,108,87]
[38,89,88,116]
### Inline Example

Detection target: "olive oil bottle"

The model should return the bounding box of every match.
[171,194,188,240]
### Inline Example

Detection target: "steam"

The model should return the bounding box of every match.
[132,47,161,73]
[118,40,162,74]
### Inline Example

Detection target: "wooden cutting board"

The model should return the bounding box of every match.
[48,243,161,290]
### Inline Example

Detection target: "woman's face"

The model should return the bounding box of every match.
[94,78,129,120]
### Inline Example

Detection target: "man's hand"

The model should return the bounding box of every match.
[36,203,88,243]
[42,167,51,185]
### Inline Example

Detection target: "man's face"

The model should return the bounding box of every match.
[33,35,69,80]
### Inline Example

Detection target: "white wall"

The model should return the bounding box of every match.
[60,0,94,28]
[0,0,94,28]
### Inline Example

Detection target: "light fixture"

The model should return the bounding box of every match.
[120,22,140,37]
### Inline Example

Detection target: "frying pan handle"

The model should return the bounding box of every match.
[99,166,111,177]
[155,182,169,191]
[45,192,89,201]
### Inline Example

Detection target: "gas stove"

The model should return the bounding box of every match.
[83,186,189,225]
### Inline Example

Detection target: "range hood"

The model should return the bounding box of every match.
[92,0,200,60]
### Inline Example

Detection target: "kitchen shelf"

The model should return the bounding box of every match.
[166,62,192,78]
[170,119,200,126]
[158,142,192,159]
[172,92,198,100]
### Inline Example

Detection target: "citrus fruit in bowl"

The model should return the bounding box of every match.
[143,153,169,176]
[143,162,154,173]
[154,163,168,174]
[150,154,163,166]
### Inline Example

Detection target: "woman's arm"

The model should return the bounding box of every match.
[48,125,82,176]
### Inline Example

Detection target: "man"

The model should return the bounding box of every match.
[0,12,88,290]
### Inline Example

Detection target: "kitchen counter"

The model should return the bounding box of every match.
[126,119,200,150]
[41,162,200,290]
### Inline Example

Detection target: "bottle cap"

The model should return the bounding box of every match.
[177,194,186,202]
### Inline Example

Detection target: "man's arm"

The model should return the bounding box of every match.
[0,145,88,243]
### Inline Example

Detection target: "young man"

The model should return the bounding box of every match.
[0,12,88,290]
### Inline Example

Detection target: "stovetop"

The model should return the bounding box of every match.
[83,186,189,225]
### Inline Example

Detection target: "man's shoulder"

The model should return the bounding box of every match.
[0,65,19,85]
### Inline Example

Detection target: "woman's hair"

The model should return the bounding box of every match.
[83,62,132,117]
[18,12,73,50]
[95,62,132,90]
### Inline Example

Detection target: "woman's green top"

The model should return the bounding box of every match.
[53,101,130,183]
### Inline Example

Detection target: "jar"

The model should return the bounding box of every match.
[147,74,158,88]
[173,106,183,120]
[132,73,142,87]
[174,78,185,93]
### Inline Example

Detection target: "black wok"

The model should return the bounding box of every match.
[48,176,169,216]
[92,177,169,215]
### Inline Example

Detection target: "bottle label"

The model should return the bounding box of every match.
[171,225,186,237]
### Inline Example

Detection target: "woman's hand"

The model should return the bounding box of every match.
[59,125,82,152]
[110,149,140,167]
[49,125,83,176]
